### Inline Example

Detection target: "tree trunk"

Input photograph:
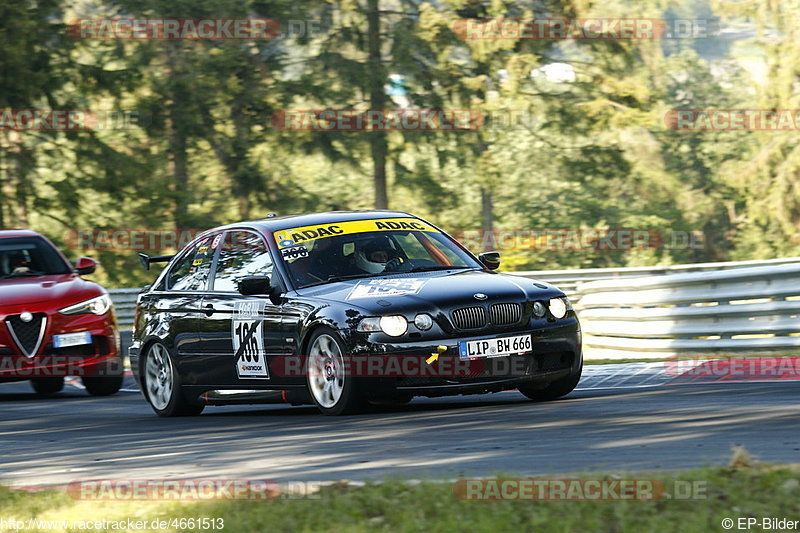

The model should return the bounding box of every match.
[168,106,189,231]
[14,143,32,227]
[366,0,388,209]
[0,130,31,227]
[166,44,189,232]
[0,132,7,228]
[480,187,494,251]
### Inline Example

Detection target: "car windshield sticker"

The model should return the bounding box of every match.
[273,218,440,251]
[347,278,426,299]
[233,300,269,379]
[211,234,222,248]
[281,245,309,260]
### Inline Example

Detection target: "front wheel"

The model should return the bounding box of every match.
[518,364,582,401]
[306,328,363,415]
[143,342,203,417]
[82,375,123,396]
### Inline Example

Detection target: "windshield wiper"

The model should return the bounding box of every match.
[407,265,476,273]
[299,266,477,289]
[301,272,390,288]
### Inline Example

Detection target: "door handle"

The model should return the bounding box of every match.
[203,304,216,316]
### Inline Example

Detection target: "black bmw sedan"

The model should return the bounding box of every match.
[130,211,582,416]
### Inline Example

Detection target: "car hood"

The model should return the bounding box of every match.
[294,270,564,314]
[0,274,102,308]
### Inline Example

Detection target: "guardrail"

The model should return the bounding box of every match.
[512,256,800,297]
[567,261,800,360]
[111,258,800,362]
[109,288,139,329]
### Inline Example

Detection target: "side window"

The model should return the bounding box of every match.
[212,231,273,292]
[166,236,215,291]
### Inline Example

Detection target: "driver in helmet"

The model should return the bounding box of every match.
[354,235,407,273]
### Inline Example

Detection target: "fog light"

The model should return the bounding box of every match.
[414,313,433,331]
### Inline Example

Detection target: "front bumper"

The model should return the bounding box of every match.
[342,318,581,397]
[0,307,121,381]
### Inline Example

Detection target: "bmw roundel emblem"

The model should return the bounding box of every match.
[473,293,488,301]
[20,312,33,323]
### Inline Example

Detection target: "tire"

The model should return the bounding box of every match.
[82,375,123,396]
[142,342,204,417]
[30,377,64,395]
[518,364,582,401]
[306,328,363,415]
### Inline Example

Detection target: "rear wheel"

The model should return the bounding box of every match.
[306,329,362,415]
[518,364,582,401]
[82,375,123,396]
[143,342,203,417]
[30,377,64,395]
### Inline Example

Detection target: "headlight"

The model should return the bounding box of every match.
[548,297,568,319]
[532,301,547,318]
[379,316,408,336]
[357,315,408,337]
[414,313,433,331]
[59,294,112,316]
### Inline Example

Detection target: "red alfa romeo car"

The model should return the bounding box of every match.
[0,229,122,395]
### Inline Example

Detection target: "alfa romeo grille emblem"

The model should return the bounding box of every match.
[473,293,488,301]
[20,312,33,323]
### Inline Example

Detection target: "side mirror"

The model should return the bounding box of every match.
[75,257,98,275]
[238,275,283,305]
[239,276,272,296]
[478,251,501,270]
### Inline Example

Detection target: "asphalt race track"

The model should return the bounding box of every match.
[1,363,798,487]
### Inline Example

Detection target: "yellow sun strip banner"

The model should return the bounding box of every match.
[273,218,440,249]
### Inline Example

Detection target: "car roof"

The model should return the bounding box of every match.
[0,229,43,239]
[213,210,421,234]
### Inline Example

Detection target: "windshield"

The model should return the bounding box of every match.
[0,237,72,279]
[274,218,481,288]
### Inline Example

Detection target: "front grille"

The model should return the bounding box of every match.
[6,313,46,357]
[489,303,521,326]
[451,306,487,330]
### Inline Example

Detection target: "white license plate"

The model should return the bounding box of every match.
[53,331,92,348]
[459,334,532,359]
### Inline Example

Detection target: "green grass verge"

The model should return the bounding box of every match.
[2,462,799,532]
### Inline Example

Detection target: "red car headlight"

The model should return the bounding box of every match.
[58,294,112,316]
